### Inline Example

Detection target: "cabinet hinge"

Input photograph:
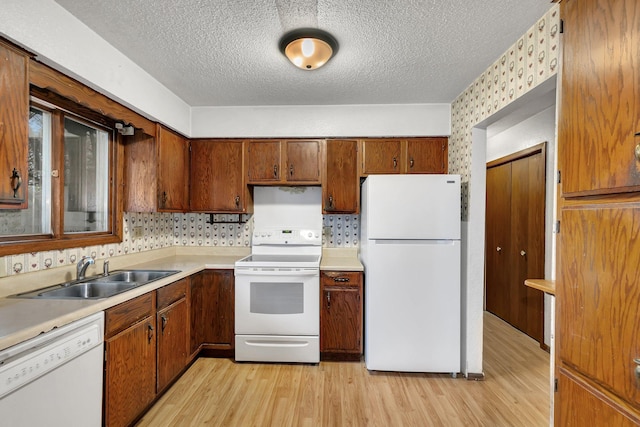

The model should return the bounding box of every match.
[557,170,561,184]
[554,378,558,392]
[559,19,564,34]
[356,294,361,302]
[555,220,561,234]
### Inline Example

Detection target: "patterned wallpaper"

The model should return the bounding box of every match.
[449,4,560,220]
[0,212,359,277]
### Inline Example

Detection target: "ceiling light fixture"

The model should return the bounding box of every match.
[279,28,338,70]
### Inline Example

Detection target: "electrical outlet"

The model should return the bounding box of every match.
[132,226,144,239]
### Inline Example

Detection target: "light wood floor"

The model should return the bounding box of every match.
[137,312,550,426]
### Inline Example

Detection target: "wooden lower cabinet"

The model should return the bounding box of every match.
[104,293,157,427]
[189,269,234,355]
[156,279,188,392]
[320,271,363,360]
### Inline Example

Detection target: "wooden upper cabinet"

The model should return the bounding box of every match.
[246,139,321,184]
[361,139,402,174]
[360,138,448,175]
[0,40,29,209]
[558,0,640,197]
[190,139,252,213]
[406,137,448,174]
[323,139,359,213]
[157,125,189,211]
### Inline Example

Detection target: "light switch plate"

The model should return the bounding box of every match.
[132,226,143,239]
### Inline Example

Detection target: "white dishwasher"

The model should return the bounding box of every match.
[0,311,104,426]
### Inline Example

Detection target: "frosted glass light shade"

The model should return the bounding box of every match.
[279,28,338,70]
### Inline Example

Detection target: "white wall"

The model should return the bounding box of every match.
[486,102,557,347]
[191,104,451,137]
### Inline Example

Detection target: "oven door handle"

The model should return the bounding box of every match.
[234,268,319,277]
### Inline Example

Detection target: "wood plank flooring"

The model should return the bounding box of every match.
[137,312,550,426]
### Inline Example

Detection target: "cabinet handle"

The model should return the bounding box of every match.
[326,291,331,310]
[328,195,334,210]
[147,324,154,342]
[10,168,22,198]
[235,195,240,208]
[634,358,640,380]
[393,157,398,169]
[496,246,502,252]
[289,164,294,177]
[409,157,414,169]
[273,164,278,178]
[161,315,168,332]
[160,191,168,208]
[520,250,527,256]
[635,144,640,162]
[333,277,350,283]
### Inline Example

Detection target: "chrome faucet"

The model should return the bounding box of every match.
[77,256,95,280]
[103,260,110,277]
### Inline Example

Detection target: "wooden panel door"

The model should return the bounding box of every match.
[104,318,156,427]
[0,40,29,208]
[190,139,250,212]
[190,270,234,354]
[361,139,402,174]
[510,155,544,343]
[558,0,640,197]
[485,145,545,344]
[157,125,189,212]
[558,206,640,410]
[406,138,448,174]
[485,162,512,321]
[246,140,281,183]
[323,139,359,213]
[157,298,188,392]
[285,140,320,183]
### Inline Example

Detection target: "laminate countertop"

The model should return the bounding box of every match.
[0,247,362,352]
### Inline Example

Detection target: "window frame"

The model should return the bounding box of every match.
[0,95,123,255]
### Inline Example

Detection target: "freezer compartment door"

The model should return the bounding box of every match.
[363,239,461,373]
[363,174,460,240]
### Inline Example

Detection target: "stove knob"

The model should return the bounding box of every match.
[307,232,312,238]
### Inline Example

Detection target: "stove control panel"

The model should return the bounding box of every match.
[253,228,321,245]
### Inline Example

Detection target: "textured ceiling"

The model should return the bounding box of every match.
[54,0,553,107]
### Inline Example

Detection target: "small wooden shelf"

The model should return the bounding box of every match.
[524,279,556,296]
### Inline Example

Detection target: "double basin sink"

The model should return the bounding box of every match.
[14,270,180,300]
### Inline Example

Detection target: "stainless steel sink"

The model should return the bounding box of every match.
[12,269,180,300]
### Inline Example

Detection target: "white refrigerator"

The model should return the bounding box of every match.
[361,174,461,373]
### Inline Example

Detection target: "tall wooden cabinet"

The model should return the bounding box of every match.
[556,0,640,423]
[190,139,252,213]
[485,145,545,344]
[323,139,359,213]
[0,39,29,209]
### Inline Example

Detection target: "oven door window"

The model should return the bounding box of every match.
[250,282,303,314]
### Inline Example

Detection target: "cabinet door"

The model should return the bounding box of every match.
[104,318,156,427]
[246,140,281,183]
[285,140,321,183]
[559,0,640,196]
[323,139,359,213]
[157,298,188,392]
[361,139,402,174]
[0,40,29,208]
[190,139,249,212]
[320,272,363,356]
[558,206,640,410]
[405,138,448,174]
[190,270,234,354]
[157,125,189,211]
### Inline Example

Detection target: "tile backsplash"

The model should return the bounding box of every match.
[1,212,359,277]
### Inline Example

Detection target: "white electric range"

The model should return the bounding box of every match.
[234,187,322,363]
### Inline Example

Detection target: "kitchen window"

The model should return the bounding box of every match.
[0,99,122,254]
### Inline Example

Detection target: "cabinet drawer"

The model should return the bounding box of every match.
[321,271,362,287]
[157,278,187,310]
[105,292,155,338]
